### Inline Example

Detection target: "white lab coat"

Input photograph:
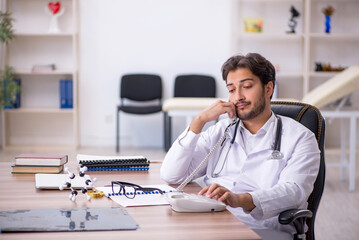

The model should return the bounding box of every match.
[160,113,320,237]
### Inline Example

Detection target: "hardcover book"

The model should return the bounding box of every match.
[11,164,64,174]
[59,79,73,109]
[15,154,68,166]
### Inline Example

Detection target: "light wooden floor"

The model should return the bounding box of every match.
[1,146,358,240]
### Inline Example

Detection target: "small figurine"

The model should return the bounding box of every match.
[287,5,300,34]
[314,62,346,72]
[59,167,97,202]
[322,6,335,34]
[45,2,65,33]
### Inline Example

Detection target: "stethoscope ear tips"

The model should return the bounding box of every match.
[271,150,284,159]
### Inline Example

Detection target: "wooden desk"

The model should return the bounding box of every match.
[0,162,261,240]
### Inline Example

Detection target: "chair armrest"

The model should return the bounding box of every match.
[279,209,313,225]
[279,209,313,239]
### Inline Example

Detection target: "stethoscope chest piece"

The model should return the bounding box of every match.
[271,150,284,159]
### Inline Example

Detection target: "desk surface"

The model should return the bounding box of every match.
[0,162,261,240]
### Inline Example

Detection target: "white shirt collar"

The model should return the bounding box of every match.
[239,111,276,137]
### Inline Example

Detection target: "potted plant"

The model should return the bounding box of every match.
[0,11,20,109]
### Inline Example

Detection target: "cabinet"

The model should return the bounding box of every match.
[1,0,78,149]
[232,0,359,105]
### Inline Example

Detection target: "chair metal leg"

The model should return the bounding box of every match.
[116,109,120,153]
[164,112,172,151]
[163,112,167,151]
[167,116,172,151]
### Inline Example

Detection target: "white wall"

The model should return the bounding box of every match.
[78,0,233,147]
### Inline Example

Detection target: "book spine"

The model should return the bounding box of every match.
[60,80,67,108]
[66,80,73,108]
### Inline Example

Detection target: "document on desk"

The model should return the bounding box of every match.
[96,185,176,207]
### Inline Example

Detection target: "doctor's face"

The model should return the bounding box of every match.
[226,68,272,121]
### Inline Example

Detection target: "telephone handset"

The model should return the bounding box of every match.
[166,114,238,213]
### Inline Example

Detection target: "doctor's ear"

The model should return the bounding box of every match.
[265,82,274,97]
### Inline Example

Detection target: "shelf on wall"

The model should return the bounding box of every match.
[14,32,74,37]
[2,144,77,151]
[3,108,75,113]
[309,33,359,40]
[14,69,75,75]
[309,71,340,78]
[238,33,303,40]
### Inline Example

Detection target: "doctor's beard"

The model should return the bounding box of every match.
[235,91,266,121]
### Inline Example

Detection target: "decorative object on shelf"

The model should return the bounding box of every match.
[31,63,56,73]
[0,12,20,110]
[45,2,65,33]
[59,167,98,202]
[0,66,21,110]
[0,11,14,44]
[314,62,346,72]
[322,5,335,34]
[286,5,300,34]
[244,17,263,33]
[275,64,280,73]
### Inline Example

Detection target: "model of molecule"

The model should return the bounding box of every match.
[59,166,97,201]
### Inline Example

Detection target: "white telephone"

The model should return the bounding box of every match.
[166,192,226,212]
[167,117,238,213]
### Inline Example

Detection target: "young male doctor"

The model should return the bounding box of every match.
[160,53,320,240]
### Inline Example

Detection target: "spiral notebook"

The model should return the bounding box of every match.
[96,185,176,207]
[77,154,150,171]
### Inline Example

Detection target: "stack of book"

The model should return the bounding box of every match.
[31,64,56,73]
[77,154,150,171]
[11,154,68,174]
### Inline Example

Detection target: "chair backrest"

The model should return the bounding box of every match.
[271,101,326,240]
[174,74,216,97]
[120,74,162,102]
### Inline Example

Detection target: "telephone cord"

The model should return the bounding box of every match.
[176,119,237,192]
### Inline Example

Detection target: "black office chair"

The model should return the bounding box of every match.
[271,101,326,240]
[116,74,163,152]
[164,74,216,151]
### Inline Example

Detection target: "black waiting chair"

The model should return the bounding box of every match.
[116,74,163,152]
[271,101,326,240]
[164,74,216,151]
[174,74,216,98]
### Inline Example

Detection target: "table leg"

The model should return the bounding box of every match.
[349,116,357,192]
[340,118,347,181]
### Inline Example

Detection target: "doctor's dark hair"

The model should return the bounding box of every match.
[221,53,276,97]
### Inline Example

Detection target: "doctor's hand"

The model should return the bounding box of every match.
[198,183,255,211]
[189,100,236,134]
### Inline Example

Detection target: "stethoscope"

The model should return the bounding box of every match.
[211,114,283,178]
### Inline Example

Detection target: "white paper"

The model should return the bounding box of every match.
[95,184,176,207]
